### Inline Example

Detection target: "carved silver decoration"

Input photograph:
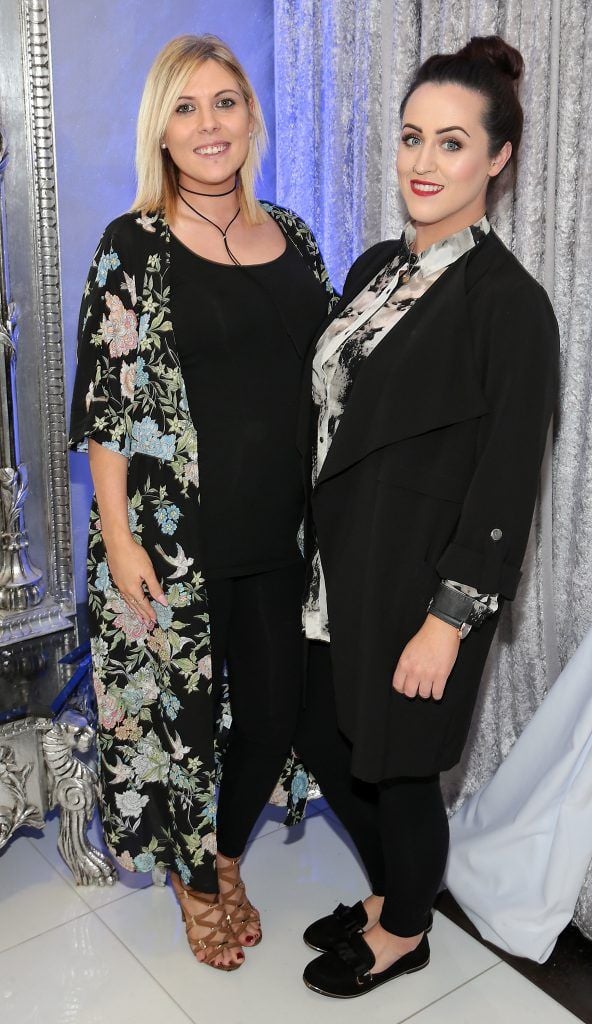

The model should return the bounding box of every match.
[43,712,117,886]
[0,0,74,645]
[0,715,51,848]
[0,742,45,846]
[0,715,50,739]
[0,135,44,616]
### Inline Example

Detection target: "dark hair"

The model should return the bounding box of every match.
[400,35,524,181]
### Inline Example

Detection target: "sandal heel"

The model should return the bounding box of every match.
[171,873,245,971]
[218,856,262,947]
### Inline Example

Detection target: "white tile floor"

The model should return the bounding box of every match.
[0,803,581,1024]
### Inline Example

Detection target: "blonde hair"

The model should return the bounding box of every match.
[132,34,268,225]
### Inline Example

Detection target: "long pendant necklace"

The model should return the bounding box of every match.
[177,188,241,266]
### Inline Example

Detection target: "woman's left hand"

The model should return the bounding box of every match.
[392,615,461,701]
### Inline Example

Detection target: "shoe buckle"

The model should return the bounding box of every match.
[355,970,373,987]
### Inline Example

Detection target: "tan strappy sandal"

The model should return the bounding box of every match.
[170,872,245,971]
[217,857,262,947]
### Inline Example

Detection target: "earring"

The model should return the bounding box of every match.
[161,143,167,150]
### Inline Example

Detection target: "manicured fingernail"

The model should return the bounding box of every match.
[156,594,168,605]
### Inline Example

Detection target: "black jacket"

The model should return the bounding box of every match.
[298,231,559,782]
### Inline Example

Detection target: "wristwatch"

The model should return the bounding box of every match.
[427,582,490,639]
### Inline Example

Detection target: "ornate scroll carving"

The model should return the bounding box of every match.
[42,712,117,886]
[0,742,45,846]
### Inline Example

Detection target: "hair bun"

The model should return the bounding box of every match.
[459,35,524,83]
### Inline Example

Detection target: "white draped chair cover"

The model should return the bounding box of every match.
[445,626,592,961]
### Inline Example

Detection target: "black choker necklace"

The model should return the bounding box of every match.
[177,189,241,266]
[178,180,238,198]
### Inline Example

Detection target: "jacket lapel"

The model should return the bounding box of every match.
[314,249,488,487]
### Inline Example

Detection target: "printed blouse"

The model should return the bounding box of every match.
[304,216,498,642]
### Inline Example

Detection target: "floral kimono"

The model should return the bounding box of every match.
[69,204,335,886]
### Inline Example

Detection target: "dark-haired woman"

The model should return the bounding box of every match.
[295,36,559,998]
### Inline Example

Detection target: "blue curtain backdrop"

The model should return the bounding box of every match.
[274,0,383,292]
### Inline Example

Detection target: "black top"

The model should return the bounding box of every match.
[170,232,329,579]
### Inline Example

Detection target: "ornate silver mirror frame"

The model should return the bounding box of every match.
[0,0,74,644]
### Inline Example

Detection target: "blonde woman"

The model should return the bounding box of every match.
[69,35,334,971]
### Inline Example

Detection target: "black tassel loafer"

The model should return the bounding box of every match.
[303,932,430,998]
[303,901,433,953]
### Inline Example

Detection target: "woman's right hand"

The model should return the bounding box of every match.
[105,534,168,625]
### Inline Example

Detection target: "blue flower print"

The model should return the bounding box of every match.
[200,800,217,828]
[154,504,180,536]
[153,601,174,631]
[160,690,181,720]
[96,249,121,287]
[135,355,149,387]
[158,435,175,460]
[131,416,158,447]
[121,684,144,716]
[95,560,110,593]
[130,417,175,461]
[100,436,131,458]
[170,764,185,787]
[127,504,139,533]
[168,582,189,608]
[138,312,150,343]
[291,768,309,803]
[175,856,191,886]
[133,851,156,872]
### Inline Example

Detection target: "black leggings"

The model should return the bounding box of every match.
[294,640,450,937]
[209,562,305,860]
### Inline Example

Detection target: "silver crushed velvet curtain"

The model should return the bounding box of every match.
[274,0,592,936]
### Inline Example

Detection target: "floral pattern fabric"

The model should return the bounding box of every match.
[69,204,335,887]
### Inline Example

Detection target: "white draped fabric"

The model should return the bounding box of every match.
[445,626,592,962]
[274,0,592,950]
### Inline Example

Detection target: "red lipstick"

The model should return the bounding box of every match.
[410,179,444,197]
